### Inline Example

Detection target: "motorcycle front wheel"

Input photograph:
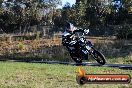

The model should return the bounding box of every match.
[91,48,106,65]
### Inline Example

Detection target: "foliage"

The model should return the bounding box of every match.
[116,24,132,39]
[18,42,25,50]
[0,0,62,33]
[56,0,131,38]
[0,0,131,38]
[60,1,87,27]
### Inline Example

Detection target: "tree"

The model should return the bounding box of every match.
[116,24,132,39]
[61,1,87,27]
[0,0,62,33]
[74,1,86,26]
[61,2,71,24]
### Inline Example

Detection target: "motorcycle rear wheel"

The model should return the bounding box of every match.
[73,57,82,65]
[70,53,82,64]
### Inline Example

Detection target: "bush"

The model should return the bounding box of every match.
[116,24,132,39]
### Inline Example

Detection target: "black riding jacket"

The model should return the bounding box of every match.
[62,28,85,46]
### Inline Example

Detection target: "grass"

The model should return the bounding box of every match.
[85,55,132,65]
[0,61,131,88]
[107,55,132,64]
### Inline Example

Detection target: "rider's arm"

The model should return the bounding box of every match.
[62,32,72,46]
[73,28,89,34]
[73,28,83,33]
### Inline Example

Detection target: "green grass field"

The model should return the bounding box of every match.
[0,61,131,88]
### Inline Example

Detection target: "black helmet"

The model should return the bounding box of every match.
[65,22,75,31]
[65,22,71,29]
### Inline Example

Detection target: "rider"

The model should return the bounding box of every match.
[62,22,89,52]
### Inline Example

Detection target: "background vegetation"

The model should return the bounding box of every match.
[0,0,131,38]
[0,0,131,63]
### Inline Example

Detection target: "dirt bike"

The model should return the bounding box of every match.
[64,31,106,65]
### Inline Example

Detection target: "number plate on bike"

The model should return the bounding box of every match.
[86,46,91,50]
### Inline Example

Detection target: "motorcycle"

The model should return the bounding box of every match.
[64,30,106,65]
